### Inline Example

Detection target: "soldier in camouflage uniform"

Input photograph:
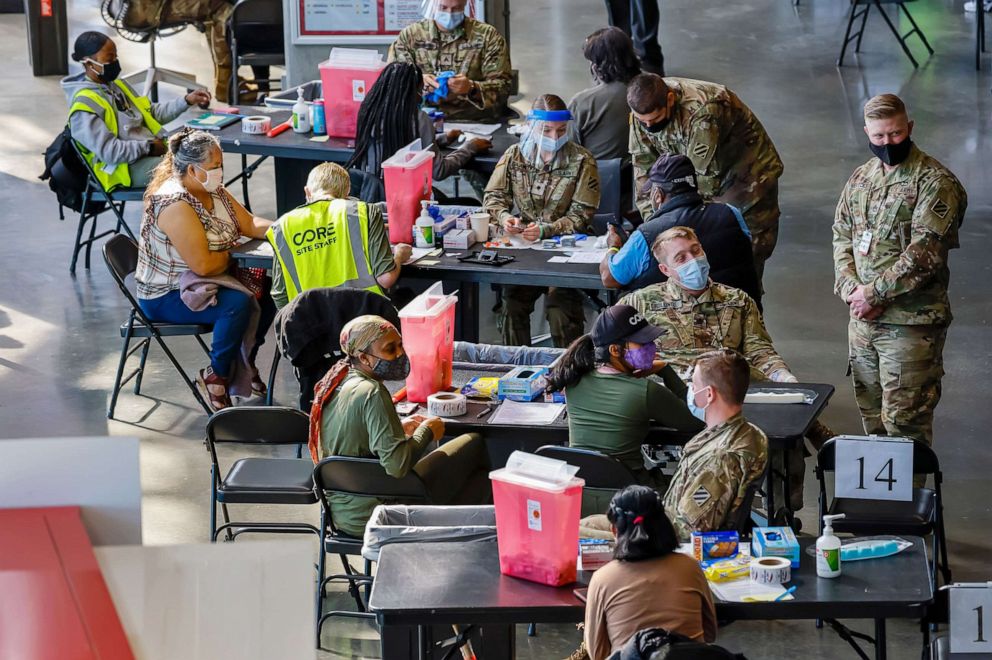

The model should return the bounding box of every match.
[833,94,966,448]
[663,349,768,540]
[483,96,600,347]
[389,0,511,122]
[620,226,831,511]
[626,74,783,281]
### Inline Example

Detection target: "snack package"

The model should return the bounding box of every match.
[461,376,500,401]
[703,555,751,582]
[691,530,739,566]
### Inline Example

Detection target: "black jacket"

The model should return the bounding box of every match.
[608,628,746,660]
[627,191,762,309]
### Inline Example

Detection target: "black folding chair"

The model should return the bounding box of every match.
[535,444,638,489]
[591,158,623,236]
[837,0,934,68]
[102,235,212,417]
[727,474,762,537]
[312,456,430,648]
[205,406,319,542]
[69,139,142,274]
[815,437,951,588]
[227,0,284,103]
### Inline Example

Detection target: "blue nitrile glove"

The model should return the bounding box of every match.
[425,71,456,104]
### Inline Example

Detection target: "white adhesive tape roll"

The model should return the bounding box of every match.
[427,392,468,417]
[750,556,791,584]
[242,116,271,134]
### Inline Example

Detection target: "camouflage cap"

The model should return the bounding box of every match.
[339,315,397,357]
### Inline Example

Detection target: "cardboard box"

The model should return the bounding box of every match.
[751,526,801,568]
[691,530,739,566]
[443,228,473,250]
[497,367,549,402]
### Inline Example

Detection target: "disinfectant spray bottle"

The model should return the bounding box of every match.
[817,513,846,578]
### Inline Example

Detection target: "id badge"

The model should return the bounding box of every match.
[532,177,547,197]
[857,230,873,255]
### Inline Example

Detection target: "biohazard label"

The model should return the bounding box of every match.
[353,80,367,102]
[527,499,542,531]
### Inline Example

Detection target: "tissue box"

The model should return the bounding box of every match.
[752,526,800,568]
[455,214,471,230]
[497,367,549,402]
[443,228,473,250]
[691,531,739,566]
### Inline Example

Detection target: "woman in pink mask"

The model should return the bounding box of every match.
[545,304,703,494]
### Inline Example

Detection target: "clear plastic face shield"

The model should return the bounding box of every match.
[421,0,472,28]
[520,108,573,168]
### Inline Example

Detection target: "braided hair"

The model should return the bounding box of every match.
[144,128,219,198]
[607,485,678,561]
[346,62,425,177]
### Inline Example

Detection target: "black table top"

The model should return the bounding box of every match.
[215,106,514,171]
[368,536,932,626]
[431,372,833,445]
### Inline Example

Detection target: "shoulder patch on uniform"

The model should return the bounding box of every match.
[931,198,950,219]
[692,486,711,506]
[692,143,710,161]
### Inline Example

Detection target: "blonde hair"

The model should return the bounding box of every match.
[306,162,351,199]
[864,94,907,121]
[651,225,699,263]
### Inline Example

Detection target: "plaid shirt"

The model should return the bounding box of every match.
[136,180,240,299]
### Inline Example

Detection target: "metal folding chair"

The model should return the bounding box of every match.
[227,0,284,104]
[205,406,319,542]
[837,0,934,68]
[102,235,212,417]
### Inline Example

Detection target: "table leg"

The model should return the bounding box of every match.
[764,460,776,525]
[455,282,480,342]
[379,623,419,659]
[874,619,887,660]
[478,624,515,659]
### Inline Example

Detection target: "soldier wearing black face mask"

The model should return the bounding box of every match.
[626,73,783,284]
[60,31,212,190]
[833,93,967,457]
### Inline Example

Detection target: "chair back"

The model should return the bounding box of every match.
[103,235,142,307]
[816,436,940,476]
[206,406,309,446]
[727,474,762,536]
[534,445,637,490]
[229,0,284,55]
[592,157,623,234]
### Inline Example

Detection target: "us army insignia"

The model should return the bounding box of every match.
[691,143,710,161]
[691,486,710,506]
[930,198,949,219]
[649,301,683,311]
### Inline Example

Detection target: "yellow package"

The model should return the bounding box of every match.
[704,555,751,583]
[461,376,500,401]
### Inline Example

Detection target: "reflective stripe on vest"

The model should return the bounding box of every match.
[266,198,383,301]
[67,80,164,191]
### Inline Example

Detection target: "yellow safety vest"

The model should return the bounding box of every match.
[67,80,164,192]
[266,198,385,301]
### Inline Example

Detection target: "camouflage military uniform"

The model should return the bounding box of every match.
[619,279,828,511]
[833,143,966,446]
[164,0,233,102]
[629,78,784,279]
[389,17,511,122]
[483,141,601,346]
[663,413,768,540]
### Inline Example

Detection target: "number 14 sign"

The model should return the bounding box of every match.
[835,436,913,502]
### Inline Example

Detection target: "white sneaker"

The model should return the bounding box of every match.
[964,0,992,12]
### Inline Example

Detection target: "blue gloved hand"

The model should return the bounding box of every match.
[425,71,456,104]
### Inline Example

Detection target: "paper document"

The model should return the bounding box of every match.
[488,400,565,426]
[547,256,569,263]
[403,247,440,265]
[240,241,273,258]
[566,249,608,264]
[445,122,502,136]
[709,579,794,603]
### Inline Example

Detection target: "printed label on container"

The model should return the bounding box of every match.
[527,499,542,531]
[353,80,367,102]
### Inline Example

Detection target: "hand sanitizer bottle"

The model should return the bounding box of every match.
[816,513,846,578]
[292,88,310,134]
[414,200,434,248]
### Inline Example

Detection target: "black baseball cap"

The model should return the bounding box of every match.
[590,304,664,347]
[639,154,697,194]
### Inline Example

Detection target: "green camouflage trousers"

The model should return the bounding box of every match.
[500,286,585,348]
[746,182,780,285]
[848,319,947,445]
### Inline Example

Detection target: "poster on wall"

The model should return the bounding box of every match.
[299,0,485,38]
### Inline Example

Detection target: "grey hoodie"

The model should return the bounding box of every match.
[60,73,190,168]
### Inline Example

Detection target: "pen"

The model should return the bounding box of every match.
[774,586,797,602]
[475,406,492,419]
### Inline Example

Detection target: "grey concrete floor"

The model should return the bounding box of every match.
[1,0,990,658]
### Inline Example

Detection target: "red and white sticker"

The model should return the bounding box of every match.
[352,80,367,102]
[527,499,542,532]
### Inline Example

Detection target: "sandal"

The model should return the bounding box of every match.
[250,365,267,397]
[197,367,232,412]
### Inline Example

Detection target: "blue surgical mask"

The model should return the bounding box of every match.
[539,134,568,154]
[675,255,710,291]
[686,385,710,422]
[434,10,464,30]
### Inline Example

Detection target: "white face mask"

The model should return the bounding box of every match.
[194,164,223,193]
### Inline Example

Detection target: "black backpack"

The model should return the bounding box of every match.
[609,628,747,660]
[39,127,104,219]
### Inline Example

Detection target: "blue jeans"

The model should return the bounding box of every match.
[139,288,275,378]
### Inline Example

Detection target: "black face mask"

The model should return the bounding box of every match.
[869,137,912,166]
[643,117,669,134]
[366,352,411,381]
[90,59,121,84]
